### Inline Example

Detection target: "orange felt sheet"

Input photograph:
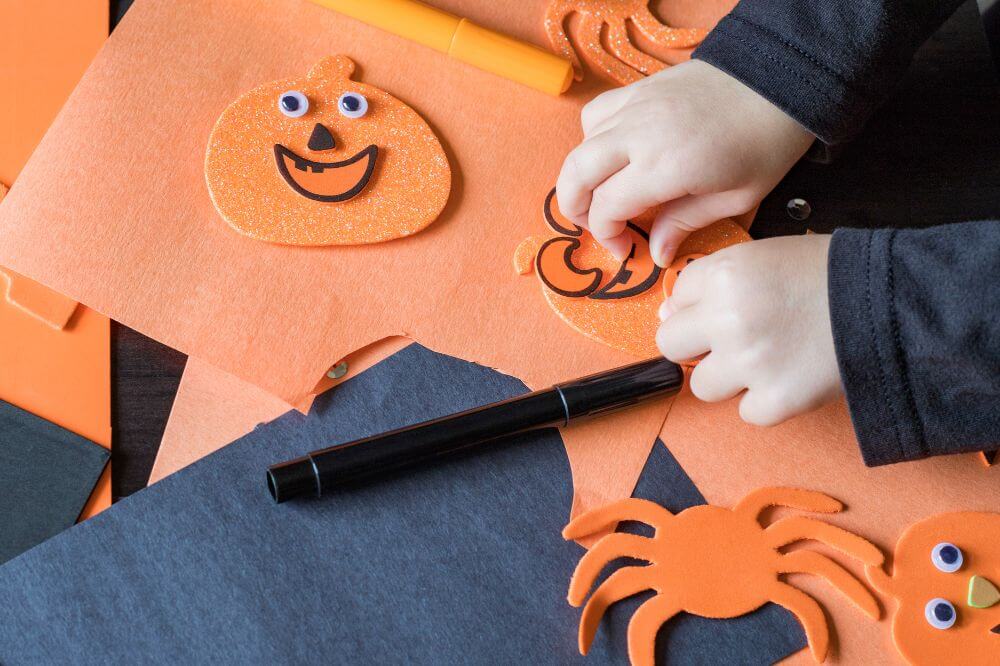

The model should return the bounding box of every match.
[0,0,111,517]
[659,387,999,665]
[0,0,735,517]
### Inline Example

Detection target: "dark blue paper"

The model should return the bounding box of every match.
[0,345,803,663]
[0,399,109,564]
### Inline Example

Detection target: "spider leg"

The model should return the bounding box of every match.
[605,19,667,78]
[578,14,644,85]
[768,581,829,662]
[577,565,656,655]
[563,497,674,541]
[630,4,708,50]
[734,487,842,522]
[779,550,881,619]
[568,533,659,606]
[543,1,584,80]
[765,516,884,566]
[627,594,681,666]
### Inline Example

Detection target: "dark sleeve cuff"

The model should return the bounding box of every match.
[828,228,927,466]
[693,14,861,144]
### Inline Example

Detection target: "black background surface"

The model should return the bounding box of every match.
[106,0,1000,500]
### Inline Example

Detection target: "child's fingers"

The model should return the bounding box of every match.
[667,254,711,310]
[688,354,746,402]
[655,306,710,362]
[587,165,662,248]
[738,388,789,427]
[581,86,633,137]
[555,130,629,220]
[597,230,635,262]
[649,190,753,267]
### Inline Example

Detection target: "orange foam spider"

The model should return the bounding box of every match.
[544,0,708,84]
[563,487,884,664]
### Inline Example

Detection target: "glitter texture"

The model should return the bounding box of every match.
[544,0,708,84]
[205,56,451,246]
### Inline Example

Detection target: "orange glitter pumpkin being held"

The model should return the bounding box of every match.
[514,186,750,358]
[205,55,451,246]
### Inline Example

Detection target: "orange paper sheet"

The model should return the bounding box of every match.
[659,387,999,664]
[148,336,412,484]
[0,0,111,517]
[0,0,734,517]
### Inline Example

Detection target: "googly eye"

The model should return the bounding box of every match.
[925,598,957,629]
[931,542,963,573]
[278,91,309,118]
[337,92,368,119]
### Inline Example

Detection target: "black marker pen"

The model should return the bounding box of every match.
[267,357,683,503]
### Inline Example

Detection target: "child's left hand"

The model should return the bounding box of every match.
[656,234,843,426]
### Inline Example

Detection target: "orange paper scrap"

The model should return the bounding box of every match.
[0,0,739,518]
[0,0,110,517]
[149,336,412,484]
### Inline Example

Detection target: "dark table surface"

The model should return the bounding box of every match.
[107,0,1000,501]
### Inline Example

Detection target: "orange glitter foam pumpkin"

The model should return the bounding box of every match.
[205,56,451,246]
[515,187,750,357]
[866,512,1000,665]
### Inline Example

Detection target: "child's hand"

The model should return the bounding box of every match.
[656,235,842,426]
[556,60,814,266]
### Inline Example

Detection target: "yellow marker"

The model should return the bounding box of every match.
[307,0,574,96]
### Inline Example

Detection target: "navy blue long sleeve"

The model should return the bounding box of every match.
[829,223,1000,465]
[693,0,965,143]
[692,2,1000,464]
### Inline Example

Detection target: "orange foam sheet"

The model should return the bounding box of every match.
[0,0,736,516]
[659,389,1000,664]
[0,0,111,517]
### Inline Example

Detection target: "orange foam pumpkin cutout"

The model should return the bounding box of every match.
[866,512,1000,666]
[515,187,750,357]
[205,56,451,246]
[563,487,884,664]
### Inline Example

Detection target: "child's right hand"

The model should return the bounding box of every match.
[556,60,815,266]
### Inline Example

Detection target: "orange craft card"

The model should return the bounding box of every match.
[0,0,111,517]
[659,388,999,665]
[0,0,736,518]
[148,337,412,484]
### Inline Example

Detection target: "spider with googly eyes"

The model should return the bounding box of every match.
[867,512,1000,666]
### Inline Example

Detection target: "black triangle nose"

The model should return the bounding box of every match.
[308,123,335,151]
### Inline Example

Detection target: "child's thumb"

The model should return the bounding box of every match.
[649,191,754,266]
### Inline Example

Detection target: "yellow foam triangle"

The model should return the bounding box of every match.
[969,575,1000,609]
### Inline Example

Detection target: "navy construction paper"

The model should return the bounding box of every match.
[0,345,804,663]
[0,399,109,564]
